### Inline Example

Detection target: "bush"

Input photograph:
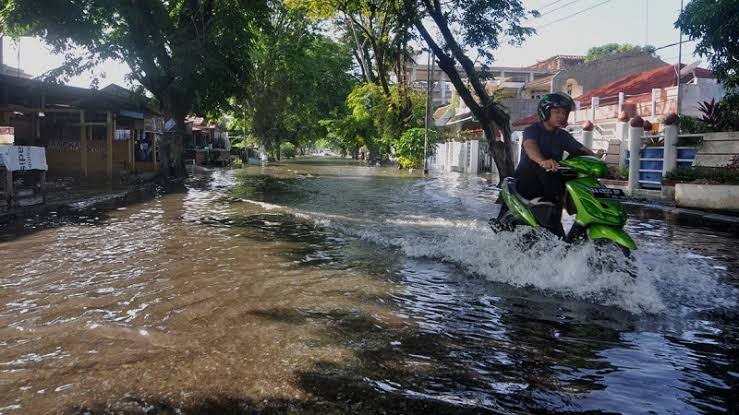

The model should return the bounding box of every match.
[394,128,437,169]
[665,161,739,185]
[279,142,296,159]
[679,116,709,134]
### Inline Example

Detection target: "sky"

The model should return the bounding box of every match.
[1,0,701,89]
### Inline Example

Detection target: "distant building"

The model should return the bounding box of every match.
[512,63,723,129]
[405,62,551,106]
[527,55,585,72]
[522,50,667,100]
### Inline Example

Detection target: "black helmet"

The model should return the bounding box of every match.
[537,92,575,121]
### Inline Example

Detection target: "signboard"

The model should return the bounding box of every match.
[0,127,14,144]
[145,117,165,133]
[0,145,48,171]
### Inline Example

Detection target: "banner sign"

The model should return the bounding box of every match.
[0,145,48,171]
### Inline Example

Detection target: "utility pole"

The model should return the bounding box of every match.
[676,0,684,115]
[423,51,432,175]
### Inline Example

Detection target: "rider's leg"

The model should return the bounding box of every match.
[534,168,566,238]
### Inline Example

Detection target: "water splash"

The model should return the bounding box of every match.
[290,211,735,315]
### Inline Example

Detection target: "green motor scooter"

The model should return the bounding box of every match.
[491,156,636,255]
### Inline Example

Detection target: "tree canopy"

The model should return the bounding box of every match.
[238,3,354,157]
[584,43,656,63]
[412,0,536,178]
[675,0,739,89]
[1,0,267,173]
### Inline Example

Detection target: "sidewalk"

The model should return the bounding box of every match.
[623,199,739,234]
[0,176,172,225]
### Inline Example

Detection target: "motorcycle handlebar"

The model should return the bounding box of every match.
[545,166,577,175]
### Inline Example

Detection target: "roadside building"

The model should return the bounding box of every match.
[513,63,722,131]
[0,74,161,183]
[185,116,230,166]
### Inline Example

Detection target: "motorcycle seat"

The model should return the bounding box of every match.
[506,178,555,207]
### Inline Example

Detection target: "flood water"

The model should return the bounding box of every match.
[1,157,737,414]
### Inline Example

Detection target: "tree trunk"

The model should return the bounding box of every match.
[159,89,188,177]
[414,19,515,182]
[347,17,376,84]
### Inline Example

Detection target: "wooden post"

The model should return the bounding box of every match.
[129,128,135,173]
[152,134,158,168]
[39,170,46,204]
[106,111,113,181]
[80,111,88,177]
[5,168,12,209]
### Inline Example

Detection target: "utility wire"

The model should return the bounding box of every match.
[525,0,583,22]
[535,0,612,29]
[535,0,569,12]
[653,39,697,51]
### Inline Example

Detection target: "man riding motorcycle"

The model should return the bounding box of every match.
[512,92,596,237]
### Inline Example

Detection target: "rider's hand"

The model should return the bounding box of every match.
[539,159,560,171]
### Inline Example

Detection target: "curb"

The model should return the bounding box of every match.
[0,181,169,226]
[623,201,739,234]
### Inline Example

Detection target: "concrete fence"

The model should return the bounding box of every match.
[428,139,481,174]
[625,123,702,194]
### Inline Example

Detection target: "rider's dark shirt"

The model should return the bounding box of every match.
[514,122,584,177]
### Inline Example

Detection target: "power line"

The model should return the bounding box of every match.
[654,39,698,51]
[526,0,584,21]
[535,0,569,13]
[535,0,612,29]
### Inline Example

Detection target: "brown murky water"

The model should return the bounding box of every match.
[1,158,737,414]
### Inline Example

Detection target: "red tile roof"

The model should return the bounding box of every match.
[512,113,540,127]
[511,64,715,126]
[574,64,714,106]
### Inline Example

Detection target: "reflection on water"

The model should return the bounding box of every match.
[0,157,737,414]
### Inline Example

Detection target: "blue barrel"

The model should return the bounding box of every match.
[677,147,697,160]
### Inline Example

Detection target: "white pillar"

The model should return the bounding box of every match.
[651,88,661,116]
[662,124,678,176]
[628,124,644,194]
[618,92,625,114]
[446,141,455,171]
[590,97,599,122]
[511,131,522,168]
[461,141,469,173]
[469,140,480,173]
[582,129,593,150]
[616,120,629,171]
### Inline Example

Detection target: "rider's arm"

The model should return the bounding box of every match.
[571,145,597,157]
[563,132,597,157]
[523,139,559,170]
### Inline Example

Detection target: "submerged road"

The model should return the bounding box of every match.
[0,157,737,414]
